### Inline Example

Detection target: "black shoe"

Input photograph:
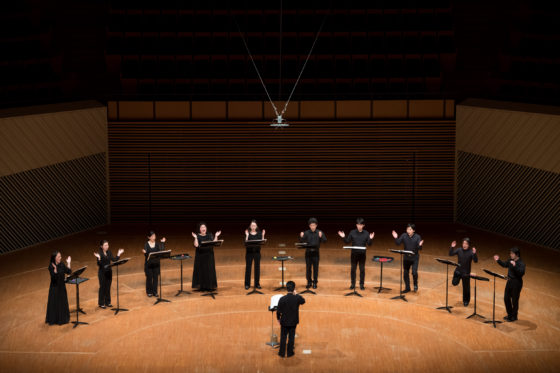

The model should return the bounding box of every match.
[312,282,317,289]
[287,352,295,358]
[153,293,158,298]
[360,284,365,290]
[99,305,106,309]
[503,315,512,321]
[278,353,285,358]
[349,284,355,290]
[402,288,411,294]
[463,301,469,307]
[414,285,418,292]
[147,294,153,297]
[306,283,311,289]
[106,304,113,308]
[256,285,262,289]
[245,285,250,290]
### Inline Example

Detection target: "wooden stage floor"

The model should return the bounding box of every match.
[0,222,559,373]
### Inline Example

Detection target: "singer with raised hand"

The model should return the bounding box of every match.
[94,240,124,309]
[142,231,166,297]
[338,217,374,290]
[192,222,220,292]
[244,219,265,290]
[299,218,327,290]
[392,223,424,293]
[494,247,525,322]
[45,251,72,325]
[448,238,478,306]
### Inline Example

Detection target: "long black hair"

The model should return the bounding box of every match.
[99,239,109,254]
[49,250,60,267]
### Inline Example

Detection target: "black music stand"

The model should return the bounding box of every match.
[148,249,172,305]
[272,255,293,292]
[483,268,507,328]
[373,256,394,293]
[343,246,367,297]
[105,258,130,315]
[199,240,223,299]
[65,266,88,328]
[467,273,489,320]
[390,249,414,301]
[245,239,267,295]
[435,258,460,313]
[296,242,317,295]
[171,253,192,296]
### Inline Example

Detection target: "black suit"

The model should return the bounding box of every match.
[276,292,306,357]
[497,258,525,319]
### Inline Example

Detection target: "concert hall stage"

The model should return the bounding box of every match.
[1,222,558,373]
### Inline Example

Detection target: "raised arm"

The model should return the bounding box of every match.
[192,232,199,247]
[449,241,459,256]
[472,247,478,263]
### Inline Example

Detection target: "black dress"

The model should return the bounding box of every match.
[45,262,71,325]
[192,233,218,290]
[145,241,164,296]
[97,249,121,306]
[245,231,262,287]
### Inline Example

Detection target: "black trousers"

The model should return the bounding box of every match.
[350,251,366,286]
[244,251,261,287]
[279,325,297,357]
[504,278,523,319]
[452,269,471,303]
[98,270,112,306]
[145,265,160,295]
[403,255,419,290]
[305,250,319,284]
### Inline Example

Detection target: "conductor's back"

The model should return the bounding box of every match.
[276,281,305,358]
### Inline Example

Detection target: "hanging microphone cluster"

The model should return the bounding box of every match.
[270,115,289,128]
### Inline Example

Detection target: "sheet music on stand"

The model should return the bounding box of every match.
[295,242,309,249]
[343,246,367,251]
[245,239,267,245]
[270,294,283,310]
[147,249,172,261]
[201,240,224,247]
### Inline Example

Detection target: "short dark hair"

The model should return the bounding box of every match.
[308,217,318,225]
[462,237,471,245]
[356,217,365,225]
[147,230,156,238]
[197,222,207,233]
[510,246,521,257]
[407,223,416,231]
[286,281,295,292]
[99,239,109,250]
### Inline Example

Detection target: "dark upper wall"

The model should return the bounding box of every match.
[1,1,558,107]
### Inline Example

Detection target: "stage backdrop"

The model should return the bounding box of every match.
[107,100,455,223]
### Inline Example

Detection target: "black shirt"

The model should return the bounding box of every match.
[276,293,306,327]
[449,246,478,275]
[395,233,422,257]
[245,231,263,253]
[300,229,327,251]
[145,241,165,267]
[196,233,215,252]
[344,229,373,253]
[497,258,526,281]
[96,249,121,272]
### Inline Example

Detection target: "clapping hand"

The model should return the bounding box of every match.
[370,232,375,239]
[215,231,222,238]
[191,232,197,238]
[117,248,124,256]
[391,230,398,239]
[451,240,457,248]
[300,232,304,238]
[337,231,345,238]
[160,237,166,243]
[493,255,499,261]
[51,262,57,273]
[472,247,476,254]
[93,252,101,260]
[419,240,424,247]
[262,229,266,237]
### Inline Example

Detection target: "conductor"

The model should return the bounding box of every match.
[276,281,306,358]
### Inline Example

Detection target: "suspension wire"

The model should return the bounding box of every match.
[280,6,331,117]
[279,0,283,100]
[232,14,280,117]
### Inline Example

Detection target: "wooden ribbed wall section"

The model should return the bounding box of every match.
[0,153,107,253]
[108,121,455,223]
[457,151,560,249]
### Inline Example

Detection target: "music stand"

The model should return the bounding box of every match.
[389,249,414,301]
[170,253,192,296]
[483,268,507,328]
[343,246,367,297]
[245,239,267,295]
[467,273,489,320]
[435,258,460,313]
[105,258,130,315]
[65,266,88,328]
[272,254,293,291]
[296,242,318,295]
[148,249,172,304]
[373,256,394,293]
[266,294,283,347]
[199,240,223,299]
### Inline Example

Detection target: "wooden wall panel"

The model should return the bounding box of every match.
[373,100,408,119]
[191,101,227,120]
[300,101,336,120]
[409,99,444,119]
[336,101,372,120]
[227,101,263,121]
[119,101,154,121]
[155,101,190,121]
[108,121,455,223]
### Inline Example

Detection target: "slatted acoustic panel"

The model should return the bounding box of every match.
[0,102,108,253]
[108,100,455,223]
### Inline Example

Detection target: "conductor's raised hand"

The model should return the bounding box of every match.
[451,240,457,248]
[117,248,124,256]
[337,231,345,238]
[391,230,398,239]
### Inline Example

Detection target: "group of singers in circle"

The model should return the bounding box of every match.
[45,218,525,326]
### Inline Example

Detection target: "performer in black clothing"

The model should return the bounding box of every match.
[276,281,306,358]
[45,251,71,325]
[192,222,221,291]
[338,217,374,290]
[244,219,265,290]
[392,223,424,293]
[494,247,526,322]
[142,231,166,297]
[94,240,124,308]
[299,217,327,289]
[449,238,478,306]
